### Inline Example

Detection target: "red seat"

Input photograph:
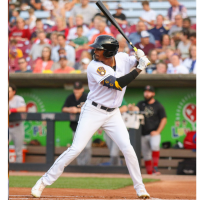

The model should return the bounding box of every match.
[75,49,88,62]
[191,24,196,31]
[110,24,129,38]
[9,58,20,72]
[16,40,32,57]
[128,24,137,34]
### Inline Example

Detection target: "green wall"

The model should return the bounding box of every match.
[14,87,196,147]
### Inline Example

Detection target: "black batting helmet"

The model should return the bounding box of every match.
[89,35,119,58]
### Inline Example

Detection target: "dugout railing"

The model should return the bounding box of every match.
[9,112,142,174]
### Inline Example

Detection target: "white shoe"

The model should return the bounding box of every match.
[31,178,46,198]
[137,189,150,199]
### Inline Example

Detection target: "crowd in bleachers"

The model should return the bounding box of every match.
[8,0,196,74]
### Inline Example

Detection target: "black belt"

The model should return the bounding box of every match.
[92,101,115,112]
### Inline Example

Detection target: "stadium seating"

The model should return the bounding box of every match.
[19,1,196,25]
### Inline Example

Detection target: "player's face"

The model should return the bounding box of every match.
[144,90,155,101]
[94,48,105,61]
[9,87,16,100]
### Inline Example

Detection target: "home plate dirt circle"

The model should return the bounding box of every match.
[9,172,196,200]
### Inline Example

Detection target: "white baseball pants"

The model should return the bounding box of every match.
[141,134,161,161]
[9,123,25,163]
[42,100,145,191]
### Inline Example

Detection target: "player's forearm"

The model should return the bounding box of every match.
[10,106,26,113]
[119,105,128,113]
[62,107,71,113]
[116,69,141,88]
[156,117,167,133]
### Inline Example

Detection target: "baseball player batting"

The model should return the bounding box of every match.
[31,35,151,199]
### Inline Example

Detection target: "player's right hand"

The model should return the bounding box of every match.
[137,56,151,71]
[135,49,145,61]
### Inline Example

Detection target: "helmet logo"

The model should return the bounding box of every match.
[97,67,106,76]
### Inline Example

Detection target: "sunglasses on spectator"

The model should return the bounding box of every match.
[175,18,181,20]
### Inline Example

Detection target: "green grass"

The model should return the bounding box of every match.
[9,176,159,190]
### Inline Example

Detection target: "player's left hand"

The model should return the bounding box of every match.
[137,56,151,70]
[134,49,145,61]
[150,131,160,136]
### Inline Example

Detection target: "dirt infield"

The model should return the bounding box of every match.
[9,172,196,200]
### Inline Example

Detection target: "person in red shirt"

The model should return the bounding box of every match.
[33,46,54,73]
[51,17,69,39]
[9,17,31,40]
[135,31,155,55]
[78,19,113,51]
[54,55,75,73]
[89,20,114,45]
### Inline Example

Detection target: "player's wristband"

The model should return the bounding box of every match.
[10,108,17,113]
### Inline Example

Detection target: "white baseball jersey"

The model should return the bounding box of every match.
[87,52,137,108]
[38,52,148,197]
[9,95,26,125]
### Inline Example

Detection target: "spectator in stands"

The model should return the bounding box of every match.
[177,29,191,60]
[88,20,114,45]
[21,0,42,10]
[167,0,187,23]
[189,32,196,46]
[41,0,54,11]
[62,81,90,165]
[73,50,92,69]
[9,17,31,41]
[93,3,109,25]
[146,49,158,74]
[134,31,155,55]
[50,32,59,47]
[9,9,20,28]
[79,58,91,73]
[128,21,155,46]
[149,15,168,46]
[155,34,173,54]
[69,0,98,28]
[87,16,110,41]
[33,46,54,73]
[116,34,129,54]
[51,48,74,71]
[168,14,183,45]
[167,54,189,74]
[137,85,167,175]
[54,55,75,73]
[67,15,90,40]
[51,34,75,63]
[9,83,26,163]
[183,17,196,34]
[139,1,156,29]
[29,31,51,60]
[52,17,69,39]
[158,46,175,64]
[15,57,33,73]
[153,62,168,74]
[51,0,65,21]
[9,39,23,59]
[183,45,196,74]
[112,4,127,25]
[31,19,44,42]
[26,8,37,30]
[69,26,88,50]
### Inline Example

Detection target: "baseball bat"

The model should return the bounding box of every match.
[96,1,137,52]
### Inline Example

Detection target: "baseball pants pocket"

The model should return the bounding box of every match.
[150,134,161,151]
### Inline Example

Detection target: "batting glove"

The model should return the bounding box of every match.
[137,56,151,71]
[135,49,145,61]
